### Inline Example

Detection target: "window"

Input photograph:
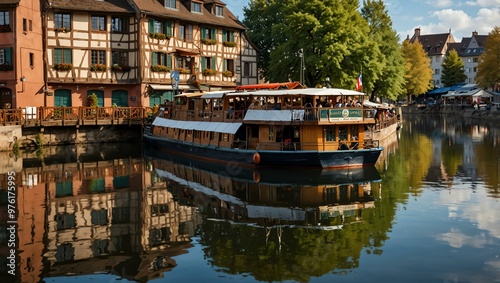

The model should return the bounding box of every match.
[112,51,127,65]
[223,30,234,42]
[91,15,106,31]
[91,209,108,225]
[29,53,34,68]
[176,56,191,70]
[165,0,176,9]
[152,52,172,68]
[467,58,471,63]
[268,126,275,141]
[200,26,216,40]
[54,13,71,29]
[91,50,106,65]
[53,48,72,64]
[55,213,76,230]
[149,19,172,36]
[23,18,27,32]
[215,5,223,17]
[191,2,202,13]
[111,17,127,32]
[326,126,335,141]
[473,58,478,63]
[434,69,440,75]
[178,24,193,41]
[29,20,32,31]
[0,48,12,65]
[224,59,234,73]
[112,207,130,224]
[201,56,216,70]
[0,11,9,26]
[243,62,250,77]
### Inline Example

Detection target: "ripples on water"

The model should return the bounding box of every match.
[1,114,500,283]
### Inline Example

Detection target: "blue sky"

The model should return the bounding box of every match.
[226,0,500,41]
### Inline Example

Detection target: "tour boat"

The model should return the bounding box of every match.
[145,87,383,168]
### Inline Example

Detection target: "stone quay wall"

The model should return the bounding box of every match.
[0,125,143,151]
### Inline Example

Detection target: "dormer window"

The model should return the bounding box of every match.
[191,2,202,13]
[215,5,223,17]
[165,0,176,9]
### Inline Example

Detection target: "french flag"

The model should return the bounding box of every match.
[355,73,362,91]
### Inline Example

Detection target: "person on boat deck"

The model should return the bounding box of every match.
[335,101,342,107]
[227,105,234,119]
[304,101,313,108]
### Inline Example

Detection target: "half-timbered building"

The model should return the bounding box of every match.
[42,0,258,108]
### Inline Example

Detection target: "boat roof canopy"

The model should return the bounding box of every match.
[153,117,242,134]
[229,88,364,97]
[235,82,304,90]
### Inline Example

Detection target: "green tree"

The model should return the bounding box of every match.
[476,26,500,90]
[244,0,381,88]
[361,0,405,101]
[441,49,467,87]
[401,40,433,101]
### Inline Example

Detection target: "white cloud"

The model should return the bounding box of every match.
[426,0,454,8]
[475,0,500,7]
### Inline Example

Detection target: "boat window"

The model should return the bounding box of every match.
[325,126,335,141]
[350,125,359,141]
[339,126,348,141]
[268,126,275,141]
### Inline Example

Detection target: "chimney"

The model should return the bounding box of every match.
[472,30,478,36]
[415,28,421,37]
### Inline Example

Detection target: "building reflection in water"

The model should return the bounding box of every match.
[0,145,382,282]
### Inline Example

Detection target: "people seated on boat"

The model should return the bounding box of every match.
[335,101,342,107]
[304,101,313,108]
[227,105,234,119]
[355,100,362,107]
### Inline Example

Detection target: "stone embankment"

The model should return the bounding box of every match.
[402,104,499,125]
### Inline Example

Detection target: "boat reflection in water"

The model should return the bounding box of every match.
[148,152,381,230]
[146,151,382,282]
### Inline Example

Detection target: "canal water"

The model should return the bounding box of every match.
[1,113,500,283]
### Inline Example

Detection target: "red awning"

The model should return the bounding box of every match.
[235,82,304,91]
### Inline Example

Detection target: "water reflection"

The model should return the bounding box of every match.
[0,143,383,283]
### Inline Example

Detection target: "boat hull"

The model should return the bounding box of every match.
[144,135,382,169]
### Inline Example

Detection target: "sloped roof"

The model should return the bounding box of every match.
[412,33,454,56]
[131,0,245,30]
[49,0,135,13]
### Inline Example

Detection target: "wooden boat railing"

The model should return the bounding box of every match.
[169,107,378,123]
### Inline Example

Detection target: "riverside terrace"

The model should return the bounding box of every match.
[0,106,154,127]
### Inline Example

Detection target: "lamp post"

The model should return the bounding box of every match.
[325,77,331,88]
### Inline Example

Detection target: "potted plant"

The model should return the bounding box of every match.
[201,38,217,45]
[223,41,237,47]
[53,63,73,71]
[3,103,11,109]
[202,68,217,76]
[151,65,169,72]
[222,71,233,77]
[88,93,99,107]
[150,32,168,40]
[111,64,131,72]
[90,64,107,72]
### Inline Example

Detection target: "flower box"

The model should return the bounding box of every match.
[201,38,217,45]
[222,71,233,77]
[3,103,11,109]
[53,63,73,71]
[203,69,217,76]
[90,64,107,72]
[150,32,168,40]
[111,64,131,72]
[0,64,14,71]
[223,41,237,47]
[151,65,169,72]
[174,68,191,74]
[54,27,71,33]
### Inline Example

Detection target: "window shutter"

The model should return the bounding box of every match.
[64,49,72,63]
[211,28,216,40]
[148,19,154,34]
[166,54,172,69]
[211,56,216,69]
[5,48,11,65]
[201,57,206,70]
[223,59,227,71]
[152,52,157,66]
[201,27,206,40]
[165,21,172,36]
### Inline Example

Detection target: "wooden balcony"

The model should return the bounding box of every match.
[0,106,153,127]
